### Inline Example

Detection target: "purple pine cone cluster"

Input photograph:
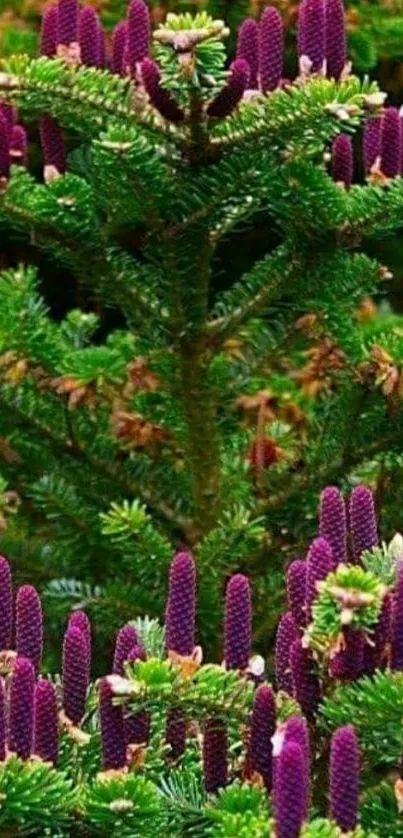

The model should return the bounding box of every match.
[297,0,346,77]
[363,108,403,178]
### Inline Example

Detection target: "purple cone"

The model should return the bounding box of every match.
[392,567,403,670]
[34,679,59,765]
[326,0,347,79]
[165,552,196,657]
[99,678,126,770]
[258,6,284,93]
[98,24,107,68]
[8,657,35,759]
[330,725,360,832]
[203,718,228,794]
[319,486,347,565]
[16,585,43,675]
[287,560,307,628]
[274,741,308,838]
[68,610,91,665]
[224,573,252,671]
[113,623,138,675]
[284,716,310,792]
[329,628,364,681]
[0,678,5,761]
[40,5,58,56]
[236,19,258,89]
[140,58,184,123]
[166,709,187,760]
[248,684,276,791]
[374,591,393,665]
[207,59,250,119]
[331,133,353,187]
[349,484,378,563]
[363,117,381,175]
[305,537,334,621]
[10,125,28,167]
[290,638,320,718]
[62,626,89,725]
[40,114,66,173]
[275,611,299,694]
[78,7,101,67]
[124,644,150,746]
[0,556,12,650]
[0,115,10,180]
[112,21,127,75]
[125,0,150,76]
[380,107,401,178]
[297,0,326,73]
[57,0,79,47]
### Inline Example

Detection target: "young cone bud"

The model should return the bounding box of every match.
[62,626,89,724]
[287,560,307,627]
[224,573,252,671]
[40,5,58,56]
[140,59,184,123]
[125,644,150,746]
[290,638,320,718]
[275,611,299,693]
[16,585,43,674]
[329,628,364,680]
[331,134,353,187]
[247,684,276,791]
[112,22,127,74]
[57,0,79,47]
[349,484,378,563]
[326,0,347,79]
[363,117,381,175]
[78,7,101,67]
[100,677,126,770]
[392,567,403,670]
[207,59,249,119]
[203,718,228,793]
[274,741,308,838]
[8,657,35,759]
[297,0,326,73]
[319,486,347,565]
[125,0,150,75]
[40,115,66,173]
[166,551,196,656]
[0,556,12,650]
[113,623,138,675]
[236,19,258,88]
[329,725,360,832]
[34,679,59,765]
[258,6,284,93]
[381,107,401,178]
[305,536,334,620]
[68,610,91,665]
[10,125,28,167]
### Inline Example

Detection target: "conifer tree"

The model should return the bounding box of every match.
[1,0,403,655]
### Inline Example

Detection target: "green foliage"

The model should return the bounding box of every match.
[0,757,75,831]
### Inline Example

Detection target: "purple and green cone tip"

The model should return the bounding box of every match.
[319,486,347,565]
[236,19,258,89]
[208,59,250,119]
[40,114,66,173]
[287,560,307,628]
[331,133,353,187]
[329,628,364,681]
[0,678,5,761]
[248,684,276,791]
[290,638,320,718]
[350,484,378,563]
[326,0,347,79]
[16,584,43,675]
[274,740,309,838]
[8,656,35,760]
[0,116,10,180]
[203,718,228,794]
[100,677,127,770]
[125,644,150,746]
[363,117,381,175]
[297,0,326,74]
[380,107,401,178]
[258,6,284,93]
[10,125,28,167]
[112,21,128,75]
[0,556,12,650]
[78,7,101,67]
[141,58,184,123]
[34,679,59,765]
[68,610,91,665]
[40,5,58,57]
[165,551,196,657]
[57,0,79,47]
[305,536,334,620]
[125,0,150,76]
[224,573,252,671]
[330,725,360,833]
[62,626,89,725]
[392,566,403,670]
[275,611,299,694]
[113,623,138,675]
